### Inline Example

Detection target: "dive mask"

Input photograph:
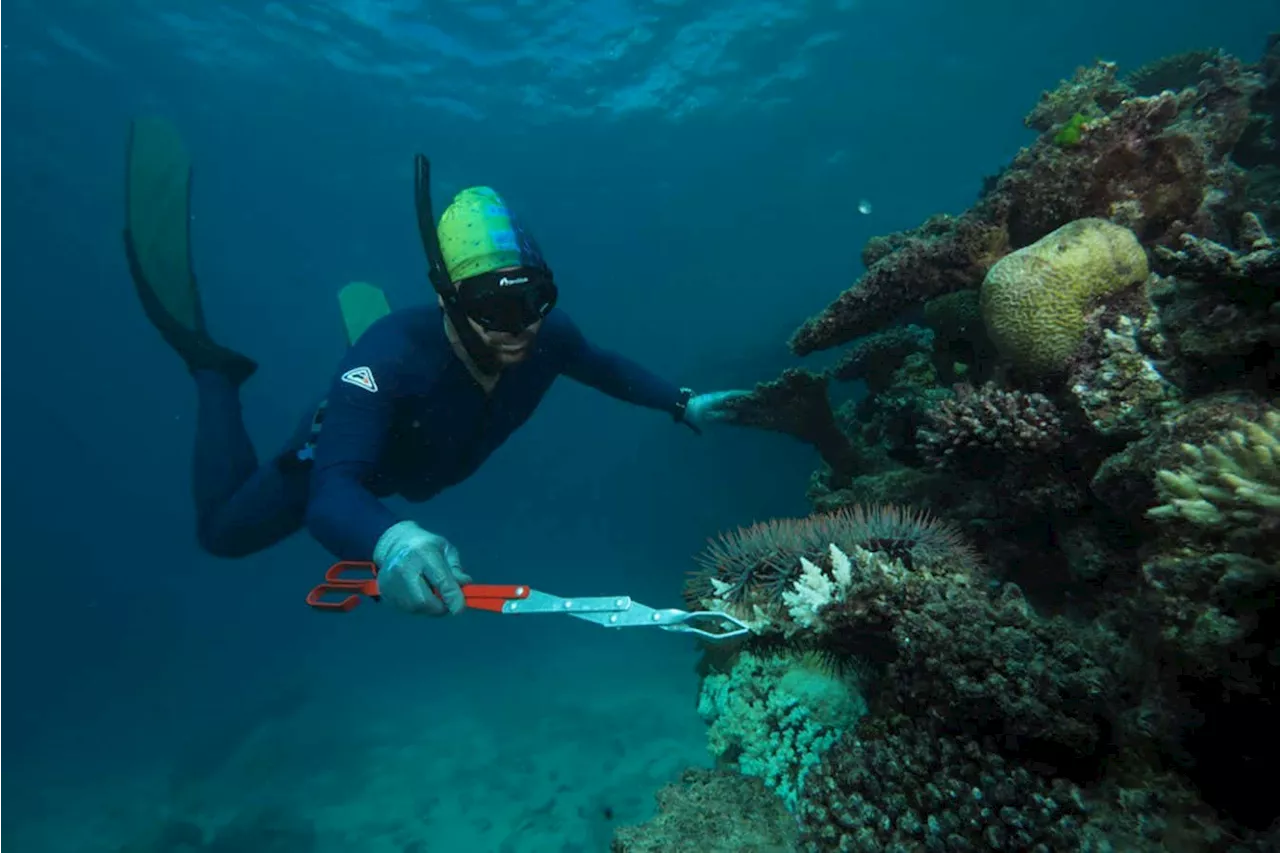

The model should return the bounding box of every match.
[456,267,558,333]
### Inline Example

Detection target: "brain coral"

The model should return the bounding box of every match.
[980,217,1149,374]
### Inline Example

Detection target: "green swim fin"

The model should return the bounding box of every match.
[337,281,392,346]
[124,116,257,384]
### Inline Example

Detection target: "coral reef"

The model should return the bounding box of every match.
[697,649,866,810]
[1125,49,1226,97]
[1140,406,1279,690]
[798,720,1091,853]
[786,37,1274,372]
[838,349,951,472]
[694,538,1118,765]
[921,289,997,386]
[789,214,1008,355]
[985,55,1267,249]
[1067,311,1183,438]
[610,768,800,853]
[1089,391,1272,520]
[831,325,935,391]
[717,368,864,488]
[1147,218,1280,393]
[1024,59,1131,133]
[1133,404,1280,833]
[619,34,1280,853]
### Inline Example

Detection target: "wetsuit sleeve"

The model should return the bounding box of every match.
[557,313,685,415]
[304,338,404,560]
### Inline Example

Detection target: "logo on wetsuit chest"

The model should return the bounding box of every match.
[341,366,378,393]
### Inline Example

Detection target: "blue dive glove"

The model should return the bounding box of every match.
[677,388,753,435]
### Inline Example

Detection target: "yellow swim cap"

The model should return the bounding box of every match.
[437,186,548,282]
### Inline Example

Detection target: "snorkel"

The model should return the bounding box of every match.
[413,154,502,375]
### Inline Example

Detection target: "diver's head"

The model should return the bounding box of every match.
[437,186,557,366]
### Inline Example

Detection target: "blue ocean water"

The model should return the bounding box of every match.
[2,1,1273,850]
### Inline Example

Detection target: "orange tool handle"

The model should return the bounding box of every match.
[459,583,530,612]
[306,563,531,613]
[306,584,374,612]
[306,561,381,612]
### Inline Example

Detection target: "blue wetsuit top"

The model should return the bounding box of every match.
[303,306,685,560]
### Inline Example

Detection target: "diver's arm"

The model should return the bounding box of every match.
[305,361,403,560]
[557,313,686,415]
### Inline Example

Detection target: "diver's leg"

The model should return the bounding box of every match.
[126,117,302,556]
[192,370,310,557]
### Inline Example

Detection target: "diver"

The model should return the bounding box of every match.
[122,117,750,617]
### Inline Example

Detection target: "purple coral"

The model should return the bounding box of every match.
[916,382,1064,467]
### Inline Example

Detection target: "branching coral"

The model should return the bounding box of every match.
[1136,404,1280,832]
[916,382,1064,468]
[693,537,1119,826]
[1146,408,1280,534]
[780,543,905,632]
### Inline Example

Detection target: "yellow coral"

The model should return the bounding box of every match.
[1148,410,1280,529]
[980,218,1149,374]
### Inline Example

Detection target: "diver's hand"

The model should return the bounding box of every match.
[683,389,753,434]
[372,520,473,616]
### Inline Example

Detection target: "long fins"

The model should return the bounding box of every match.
[125,116,203,333]
[124,116,257,384]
